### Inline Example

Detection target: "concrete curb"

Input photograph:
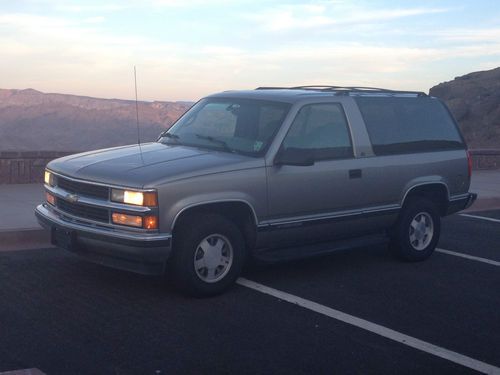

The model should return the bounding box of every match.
[0,228,52,252]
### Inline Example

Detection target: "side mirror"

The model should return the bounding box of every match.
[275,147,315,166]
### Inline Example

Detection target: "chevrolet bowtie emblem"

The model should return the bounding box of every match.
[66,193,79,203]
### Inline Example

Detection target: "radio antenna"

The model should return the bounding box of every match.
[134,66,144,164]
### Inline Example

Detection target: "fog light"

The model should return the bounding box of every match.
[112,213,143,228]
[46,192,56,206]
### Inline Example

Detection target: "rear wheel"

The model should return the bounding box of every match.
[390,198,441,261]
[169,213,246,297]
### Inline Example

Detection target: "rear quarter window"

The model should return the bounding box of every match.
[355,97,465,155]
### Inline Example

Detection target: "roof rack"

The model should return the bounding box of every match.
[255,86,427,97]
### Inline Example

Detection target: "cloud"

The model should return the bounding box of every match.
[0,13,72,29]
[437,27,500,43]
[347,7,450,23]
[54,3,125,12]
[129,0,234,9]
[83,16,105,24]
[148,0,209,6]
[248,3,450,32]
[1,3,498,101]
[0,13,146,47]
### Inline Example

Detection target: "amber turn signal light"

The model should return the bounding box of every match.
[143,215,158,230]
[111,213,159,229]
[143,192,158,207]
[112,213,143,228]
[46,192,56,206]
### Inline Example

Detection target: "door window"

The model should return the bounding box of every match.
[282,103,353,160]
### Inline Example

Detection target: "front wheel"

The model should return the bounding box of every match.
[390,198,441,262]
[169,213,246,297]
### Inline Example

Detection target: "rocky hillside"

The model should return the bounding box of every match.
[0,89,192,151]
[1,68,499,152]
[430,67,500,149]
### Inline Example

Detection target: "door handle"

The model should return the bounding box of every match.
[349,169,362,179]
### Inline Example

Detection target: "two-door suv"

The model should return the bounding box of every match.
[36,86,477,296]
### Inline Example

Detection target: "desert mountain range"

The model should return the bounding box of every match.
[0,89,192,151]
[1,67,499,151]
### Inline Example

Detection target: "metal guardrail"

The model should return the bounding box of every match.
[469,149,500,170]
[0,149,499,184]
[0,151,75,184]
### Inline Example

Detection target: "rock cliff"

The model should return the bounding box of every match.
[429,67,500,148]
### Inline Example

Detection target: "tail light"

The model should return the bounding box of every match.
[467,150,473,179]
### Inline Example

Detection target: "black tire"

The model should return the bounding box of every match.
[169,213,246,297]
[389,198,441,262]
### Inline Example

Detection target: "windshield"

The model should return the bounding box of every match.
[158,98,291,156]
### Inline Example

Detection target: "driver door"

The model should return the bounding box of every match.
[264,102,365,246]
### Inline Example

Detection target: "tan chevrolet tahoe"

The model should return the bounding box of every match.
[36,86,476,296]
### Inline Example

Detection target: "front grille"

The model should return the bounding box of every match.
[57,199,109,223]
[57,177,109,200]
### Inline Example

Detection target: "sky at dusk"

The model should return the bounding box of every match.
[1,0,500,101]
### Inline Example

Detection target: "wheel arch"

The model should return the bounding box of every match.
[401,182,450,216]
[171,200,258,250]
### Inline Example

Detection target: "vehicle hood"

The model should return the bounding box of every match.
[47,142,264,188]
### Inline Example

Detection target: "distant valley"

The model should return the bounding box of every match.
[0,89,192,151]
[0,67,499,152]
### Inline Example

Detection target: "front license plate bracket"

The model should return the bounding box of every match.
[51,227,76,250]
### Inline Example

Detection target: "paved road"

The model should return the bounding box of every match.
[0,184,44,231]
[0,211,499,374]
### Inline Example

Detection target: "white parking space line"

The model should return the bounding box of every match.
[436,248,500,267]
[237,278,500,375]
[0,369,46,375]
[460,213,500,224]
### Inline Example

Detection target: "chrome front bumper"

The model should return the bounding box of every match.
[35,204,172,275]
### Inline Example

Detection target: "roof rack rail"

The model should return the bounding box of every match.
[255,85,427,97]
[255,86,290,90]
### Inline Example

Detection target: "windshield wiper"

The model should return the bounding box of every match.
[163,132,179,139]
[158,132,181,143]
[195,134,235,153]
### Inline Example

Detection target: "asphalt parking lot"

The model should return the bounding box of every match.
[0,211,499,375]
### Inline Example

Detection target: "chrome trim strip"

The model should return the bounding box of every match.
[258,204,400,228]
[449,193,470,201]
[47,169,156,192]
[36,204,171,242]
[46,185,153,213]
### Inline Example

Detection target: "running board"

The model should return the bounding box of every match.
[253,233,388,263]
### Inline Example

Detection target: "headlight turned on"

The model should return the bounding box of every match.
[111,189,158,207]
[44,170,54,186]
